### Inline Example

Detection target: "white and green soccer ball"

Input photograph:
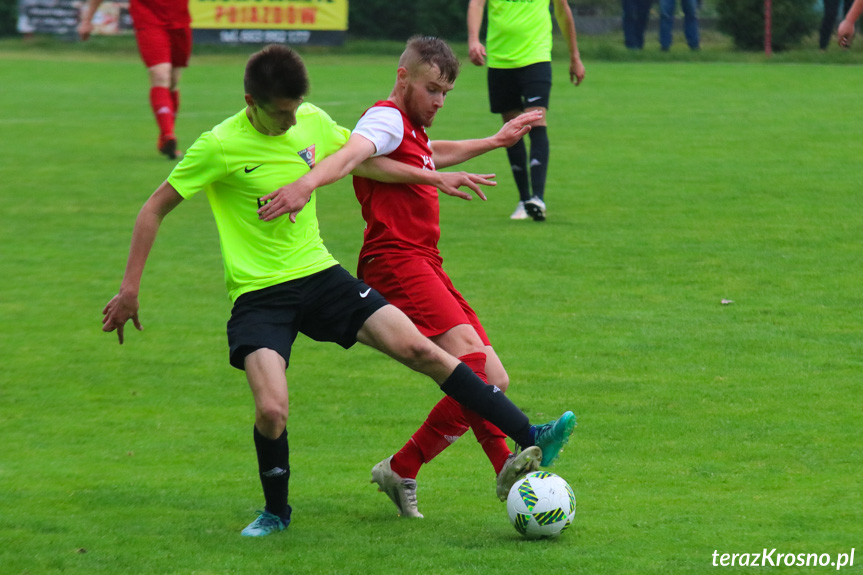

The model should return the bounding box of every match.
[506,471,576,539]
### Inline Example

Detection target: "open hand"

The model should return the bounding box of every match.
[257,183,313,223]
[436,172,496,201]
[494,110,545,148]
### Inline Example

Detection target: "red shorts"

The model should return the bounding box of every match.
[135,26,192,69]
[358,253,490,346]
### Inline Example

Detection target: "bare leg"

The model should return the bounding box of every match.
[356,305,459,383]
[244,348,289,439]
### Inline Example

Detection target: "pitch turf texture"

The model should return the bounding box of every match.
[1,41,861,575]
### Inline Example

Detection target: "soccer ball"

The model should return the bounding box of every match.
[506,471,576,539]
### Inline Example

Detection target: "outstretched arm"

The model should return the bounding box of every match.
[358,157,497,201]
[102,181,184,344]
[78,0,105,41]
[552,0,585,86]
[257,134,377,222]
[429,109,543,169]
[838,0,863,46]
[258,133,501,222]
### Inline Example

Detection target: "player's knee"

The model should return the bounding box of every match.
[484,351,510,393]
[436,325,485,358]
[456,331,485,354]
[257,401,289,434]
[406,338,439,364]
[493,372,511,393]
[399,337,442,370]
[148,63,173,88]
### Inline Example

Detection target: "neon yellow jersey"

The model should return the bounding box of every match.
[168,104,350,302]
[486,0,553,69]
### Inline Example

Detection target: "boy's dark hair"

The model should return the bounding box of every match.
[400,35,460,84]
[244,44,309,104]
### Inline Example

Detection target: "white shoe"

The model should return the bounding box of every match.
[510,201,529,220]
[371,456,423,518]
[496,446,542,501]
[524,196,547,221]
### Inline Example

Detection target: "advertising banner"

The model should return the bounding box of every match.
[189,0,348,45]
[17,0,347,45]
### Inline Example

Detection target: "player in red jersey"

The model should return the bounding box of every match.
[257,36,575,518]
[79,0,192,160]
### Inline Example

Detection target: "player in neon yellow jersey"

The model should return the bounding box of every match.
[167,101,344,301]
[468,0,585,221]
[102,44,578,537]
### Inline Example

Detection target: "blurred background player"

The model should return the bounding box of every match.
[258,36,577,518]
[468,0,585,222]
[658,0,700,51]
[820,0,853,50]
[78,0,191,160]
[622,0,653,50]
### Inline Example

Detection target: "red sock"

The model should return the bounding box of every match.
[170,89,180,116]
[458,352,512,475]
[149,86,175,141]
[390,396,468,479]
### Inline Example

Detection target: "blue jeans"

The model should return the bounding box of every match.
[622,0,652,49]
[659,0,700,50]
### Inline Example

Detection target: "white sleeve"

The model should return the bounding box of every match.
[352,107,404,157]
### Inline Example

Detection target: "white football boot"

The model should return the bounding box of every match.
[524,196,547,221]
[496,446,542,501]
[510,201,529,220]
[371,456,423,518]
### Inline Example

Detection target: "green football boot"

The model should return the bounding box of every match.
[241,510,290,537]
[532,411,577,467]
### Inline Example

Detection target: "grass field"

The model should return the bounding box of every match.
[1,38,862,574]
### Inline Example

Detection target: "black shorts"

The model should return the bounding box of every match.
[487,61,552,114]
[226,265,389,370]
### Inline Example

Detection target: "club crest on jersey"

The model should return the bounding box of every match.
[298,145,316,168]
[421,155,435,171]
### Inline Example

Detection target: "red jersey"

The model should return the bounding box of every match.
[130,0,191,29]
[353,101,442,263]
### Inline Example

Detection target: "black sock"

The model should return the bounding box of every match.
[528,126,549,201]
[253,426,291,520]
[505,137,531,203]
[439,363,533,449]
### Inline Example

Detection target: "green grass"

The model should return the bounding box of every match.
[1,40,862,574]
